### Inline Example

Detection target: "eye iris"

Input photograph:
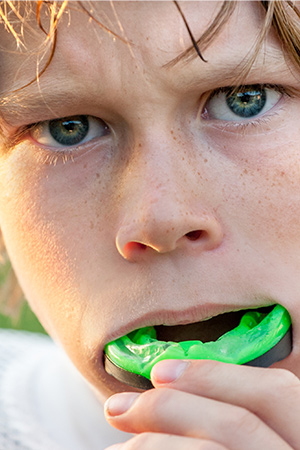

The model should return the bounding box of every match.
[49,115,89,146]
[226,87,266,118]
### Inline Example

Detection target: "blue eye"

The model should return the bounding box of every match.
[30,115,110,148]
[226,86,266,118]
[49,116,89,146]
[205,85,282,122]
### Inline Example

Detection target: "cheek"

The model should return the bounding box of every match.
[249,168,300,249]
[220,132,300,255]
[0,145,118,345]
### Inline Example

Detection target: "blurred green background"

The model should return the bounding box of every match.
[0,301,47,334]
[0,259,47,334]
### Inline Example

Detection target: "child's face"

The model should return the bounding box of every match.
[0,1,300,400]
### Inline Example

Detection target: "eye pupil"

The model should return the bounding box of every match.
[49,115,89,146]
[63,121,79,132]
[226,87,266,118]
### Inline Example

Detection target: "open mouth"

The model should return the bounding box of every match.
[104,304,292,389]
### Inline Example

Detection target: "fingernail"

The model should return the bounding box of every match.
[151,359,189,384]
[105,392,140,417]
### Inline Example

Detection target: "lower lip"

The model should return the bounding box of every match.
[104,304,292,389]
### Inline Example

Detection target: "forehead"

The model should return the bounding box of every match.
[0,1,289,125]
[0,1,264,81]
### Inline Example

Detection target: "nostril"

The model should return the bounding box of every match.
[185,230,203,241]
[124,242,147,253]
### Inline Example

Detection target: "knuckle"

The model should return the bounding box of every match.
[136,387,174,429]
[266,368,300,398]
[236,409,260,435]
[221,407,261,438]
[190,359,221,391]
[141,386,173,413]
[272,368,299,387]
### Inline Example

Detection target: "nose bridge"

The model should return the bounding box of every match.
[115,129,224,260]
[122,129,190,219]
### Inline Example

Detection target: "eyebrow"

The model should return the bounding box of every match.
[0,77,81,124]
[162,44,292,89]
[0,43,295,127]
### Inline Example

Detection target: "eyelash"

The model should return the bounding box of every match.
[9,120,107,165]
[6,83,294,166]
[210,83,290,98]
[203,83,292,129]
[214,113,279,136]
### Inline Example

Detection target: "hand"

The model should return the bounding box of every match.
[104,359,300,449]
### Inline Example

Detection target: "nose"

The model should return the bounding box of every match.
[115,138,224,262]
[116,212,223,261]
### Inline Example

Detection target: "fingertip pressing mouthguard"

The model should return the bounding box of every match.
[104,304,292,390]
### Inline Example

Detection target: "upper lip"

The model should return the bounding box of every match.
[105,300,276,344]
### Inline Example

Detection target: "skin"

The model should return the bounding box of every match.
[1,1,300,447]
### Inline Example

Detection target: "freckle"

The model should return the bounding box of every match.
[96,173,100,178]
[204,159,208,163]
[139,143,142,148]
[281,171,285,176]
[171,130,174,134]
[84,164,87,169]
[90,221,94,229]
[243,169,248,174]
[182,157,184,160]
[173,137,177,140]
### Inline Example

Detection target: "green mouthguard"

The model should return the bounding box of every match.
[105,304,291,381]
